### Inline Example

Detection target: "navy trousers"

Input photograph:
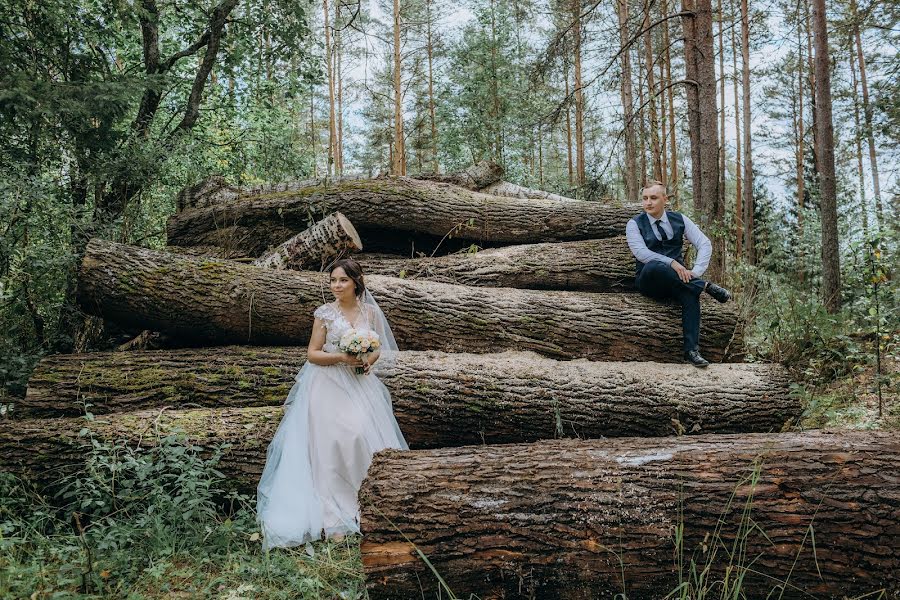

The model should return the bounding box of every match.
[635,261,706,352]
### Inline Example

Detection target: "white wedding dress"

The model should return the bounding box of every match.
[256,298,408,550]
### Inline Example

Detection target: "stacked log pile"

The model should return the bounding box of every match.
[4,163,896,598]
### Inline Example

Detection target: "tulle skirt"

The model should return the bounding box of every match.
[256,361,408,550]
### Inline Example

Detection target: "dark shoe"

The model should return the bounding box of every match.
[705,282,732,303]
[684,350,710,368]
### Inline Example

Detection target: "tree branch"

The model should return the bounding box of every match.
[173,0,240,133]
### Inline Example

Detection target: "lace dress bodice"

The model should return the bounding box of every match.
[314,303,374,353]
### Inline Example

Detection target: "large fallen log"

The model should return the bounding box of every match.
[360,237,642,291]
[252,212,361,270]
[359,432,900,599]
[176,163,504,212]
[166,176,635,256]
[21,349,794,441]
[77,239,744,362]
[480,180,575,202]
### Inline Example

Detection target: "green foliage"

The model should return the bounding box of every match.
[740,223,898,428]
[0,434,365,598]
[0,0,322,396]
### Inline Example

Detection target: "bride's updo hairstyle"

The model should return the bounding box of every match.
[331,258,367,299]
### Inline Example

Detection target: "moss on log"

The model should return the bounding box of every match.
[22,349,794,443]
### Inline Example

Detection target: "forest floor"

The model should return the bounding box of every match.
[799,356,899,431]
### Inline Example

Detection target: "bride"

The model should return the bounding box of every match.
[256,259,408,549]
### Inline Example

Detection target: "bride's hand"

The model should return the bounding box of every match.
[342,353,364,367]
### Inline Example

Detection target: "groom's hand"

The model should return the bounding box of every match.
[670,261,693,283]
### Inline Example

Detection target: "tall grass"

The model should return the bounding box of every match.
[0,434,364,599]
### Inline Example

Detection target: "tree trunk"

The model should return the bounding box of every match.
[180,164,505,213]
[812,0,841,312]
[324,0,337,176]
[740,0,754,264]
[252,212,362,270]
[572,0,586,189]
[682,0,724,280]
[643,0,662,180]
[849,32,870,236]
[21,349,794,444]
[663,0,679,202]
[425,0,439,174]
[795,15,805,258]
[360,237,647,291]
[565,64,575,188]
[392,0,406,175]
[359,431,900,599]
[77,239,745,362]
[335,0,344,175]
[853,9,883,228]
[166,177,636,257]
[717,0,727,256]
[730,0,742,259]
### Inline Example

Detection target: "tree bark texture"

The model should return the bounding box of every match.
[415,160,504,190]
[811,0,841,312]
[166,177,637,257]
[77,240,744,362]
[852,6,883,226]
[179,164,506,213]
[360,431,900,599]
[21,349,794,442]
[682,0,724,281]
[479,181,575,202]
[252,212,362,270]
[359,237,646,292]
[741,0,755,264]
[618,0,640,203]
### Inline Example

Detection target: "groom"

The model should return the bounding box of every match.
[625,181,732,367]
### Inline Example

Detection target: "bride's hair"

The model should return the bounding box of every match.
[330,258,366,299]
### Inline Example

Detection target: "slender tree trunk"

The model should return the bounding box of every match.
[392,0,406,175]
[425,0,439,173]
[309,84,318,177]
[849,32,869,236]
[659,57,668,186]
[618,0,639,201]
[717,0,727,244]
[796,15,805,242]
[335,0,344,175]
[740,0,754,264]
[573,0,586,189]
[806,1,818,176]
[730,0,742,259]
[565,66,575,188]
[324,0,337,177]
[853,5,883,228]
[643,0,662,180]
[488,0,502,164]
[812,0,841,312]
[662,0,678,203]
[637,49,648,184]
[537,125,544,186]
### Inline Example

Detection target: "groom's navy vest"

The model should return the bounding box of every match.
[632,210,686,277]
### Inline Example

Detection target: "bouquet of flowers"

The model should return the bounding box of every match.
[338,328,381,374]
